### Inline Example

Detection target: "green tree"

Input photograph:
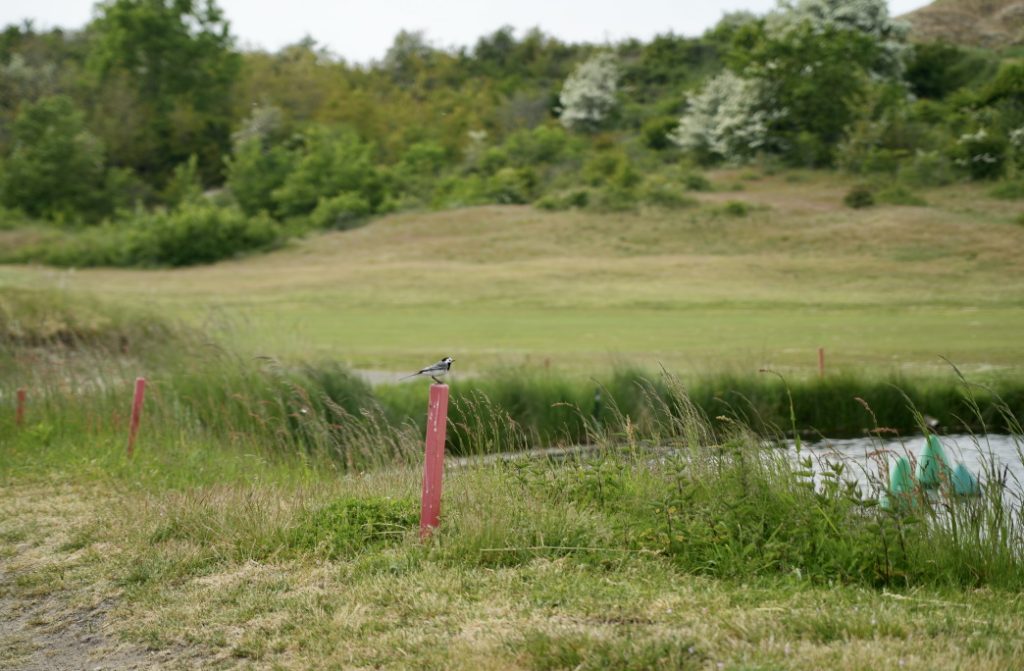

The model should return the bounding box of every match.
[87,0,240,185]
[271,126,386,220]
[731,20,882,165]
[0,95,108,220]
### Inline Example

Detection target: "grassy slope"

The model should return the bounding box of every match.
[1,171,1023,376]
[902,0,1024,46]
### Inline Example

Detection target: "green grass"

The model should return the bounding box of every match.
[1,171,1022,375]
[2,302,1024,669]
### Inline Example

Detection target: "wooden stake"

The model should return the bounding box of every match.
[15,388,25,426]
[818,347,825,378]
[127,377,147,458]
[420,384,449,539]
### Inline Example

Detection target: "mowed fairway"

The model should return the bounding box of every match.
[2,172,1023,375]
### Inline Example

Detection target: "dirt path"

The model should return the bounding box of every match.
[0,584,153,670]
[0,484,168,671]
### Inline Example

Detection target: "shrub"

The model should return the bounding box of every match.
[898,150,955,188]
[487,167,537,204]
[131,203,280,267]
[844,185,875,208]
[589,185,639,212]
[310,192,374,229]
[683,173,712,191]
[952,129,1007,181]
[34,204,282,268]
[876,185,926,206]
[989,179,1024,200]
[642,178,697,209]
[641,116,680,150]
[535,189,590,211]
[226,138,296,216]
[718,200,750,217]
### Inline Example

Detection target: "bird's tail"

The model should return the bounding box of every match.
[399,372,419,380]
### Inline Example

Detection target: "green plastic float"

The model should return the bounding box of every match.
[951,462,981,497]
[881,456,915,511]
[916,434,953,489]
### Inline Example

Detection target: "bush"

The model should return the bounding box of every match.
[31,204,282,268]
[642,178,697,209]
[535,189,590,211]
[486,167,537,204]
[844,185,875,209]
[641,116,680,150]
[310,192,374,229]
[226,138,296,216]
[953,129,1007,181]
[717,200,750,217]
[683,173,712,191]
[876,185,926,206]
[898,150,955,188]
[131,203,281,266]
[989,179,1024,200]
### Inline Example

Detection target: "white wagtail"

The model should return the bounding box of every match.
[401,356,454,384]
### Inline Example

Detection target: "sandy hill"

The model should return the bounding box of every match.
[901,0,1024,46]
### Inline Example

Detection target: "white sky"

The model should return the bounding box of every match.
[6,1,933,64]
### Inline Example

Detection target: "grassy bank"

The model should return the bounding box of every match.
[3,287,1023,457]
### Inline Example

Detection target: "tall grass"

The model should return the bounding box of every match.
[3,289,1024,592]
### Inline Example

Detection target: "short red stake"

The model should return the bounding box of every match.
[818,347,825,378]
[15,388,26,426]
[419,384,450,539]
[127,377,147,458]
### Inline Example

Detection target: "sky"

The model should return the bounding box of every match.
[6,0,934,64]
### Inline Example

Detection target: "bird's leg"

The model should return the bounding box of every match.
[431,375,442,384]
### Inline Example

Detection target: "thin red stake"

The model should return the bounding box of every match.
[420,384,450,539]
[818,347,825,378]
[127,377,147,458]
[15,388,26,426]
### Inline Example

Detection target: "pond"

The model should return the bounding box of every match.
[795,433,1024,499]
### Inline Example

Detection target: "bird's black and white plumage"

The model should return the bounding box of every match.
[401,356,454,384]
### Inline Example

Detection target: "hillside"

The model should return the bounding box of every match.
[902,0,1024,46]
[2,171,1022,375]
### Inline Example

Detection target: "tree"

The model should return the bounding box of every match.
[1,95,108,220]
[671,71,771,164]
[271,127,386,220]
[767,0,908,78]
[558,52,619,131]
[87,0,240,185]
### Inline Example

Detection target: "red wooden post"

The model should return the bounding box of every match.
[818,347,825,378]
[420,384,450,539]
[127,377,147,457]
[15,388,26,426]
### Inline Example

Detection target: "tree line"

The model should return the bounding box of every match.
[0,0,1021,265]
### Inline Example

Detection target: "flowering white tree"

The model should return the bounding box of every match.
[670,71,771,164]
[767,0,909,77]
[558,52,619,131]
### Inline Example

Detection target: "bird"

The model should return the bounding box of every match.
[401,356,454,384]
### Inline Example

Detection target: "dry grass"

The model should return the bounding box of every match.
[902,0,1024,46]
[3,475,1024,670]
